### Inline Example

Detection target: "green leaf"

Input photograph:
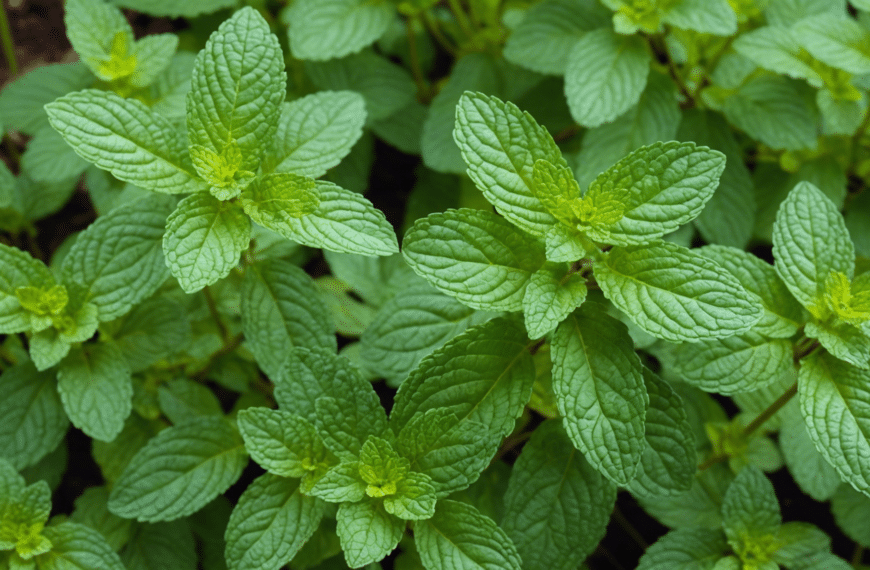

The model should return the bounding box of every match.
[792,14,870,74]
[20,127,88,184]
[453,92,563,237]
[550,302,647,485]
[56,341,132,443]
[721,466,781,547]
[287,0,393,61]
[237,408,333,479]
[627,369,697,498]
[522,264,588,338]
[502,419,616,570]
[401,208,546,312]
[733,26,823,86]
[384,471,437,521]
[764,0,847,26]
[582,141,726,245]
[0,480,51,557]
[189,141,255,201]
[163,193,251,294]
[0,63,92,135]
[308,461,366,503]
[108,0,237,17]
[670,333,793,395]
[799,351,870,495]
[225,473,324,570]
[390,316,535,439]
[305,51,415,124]
[64,0,133,79]
[186,7,285,172]
[336,500,404,568]
[415,500,522,570]
[315,394,389,460]
[596,241,763,342]
[108,416,247,522]
[61,195,175,322]
[263,180,397,256]
[157,378,223,424]
[661,0,737,35]
[119,521,196,570]
[0,244,55,334]
[805,319,870,369]
[39,522,125,570]
[359,284,493,386]
[772,182,855,312]
[112,296,190,372]
[0,362,68,470]
[69,486,132,552]
[129,33,179,89]
[241,258,336,380]
[831,484,870,547]
[698,245,805,339]
[240,173,320,231]
[780,419,841,502]
[636,527,728,570]
[44,90,207,195]
[358,436,409,496]
[503,0,610,75]
[564,29,651,127]
[263,92,367,178]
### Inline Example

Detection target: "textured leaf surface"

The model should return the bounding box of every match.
[454,92,563,236]
[225,474,323,570]
[662,0,736,35]
[0,62,92,134]
[108,416,247,522]
[597,241,763,342]
[831,484,870,547]
[240,173,320,231]
[287,0,394,61]
[57,342,132,442]
[0,243,55,334]
[522,264,588,338]
[415,500,522,570]
[163,193,250,294]
[721,466,781,543]
[402,208,546,311]
[237,408,326,478]
[502,420,616,570]
[564,29,650,127]
[109,0,237,17]
[45,90,206,194]
[186,7,285,171]
[636,528,728,570]
[792,15,870,74]
[780,419,841,502]
[62,195,175,322]
[64,0,133,77]
[550,302,647,484]
[336,500,403,568]
[241,259,336,379]
[41,522,126,570]
[264,91,366,178]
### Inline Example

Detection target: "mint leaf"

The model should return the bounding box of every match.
[112,296,190,373]
[780,419,841,502]
[315,394,389,460]
[831,484,870,547]
[502,419,616,570]
[721,466,781,547]
[240,173,320,230]
[454,92,563,237]
[564,29,650,127]
[0,244,55,334]
[0,362,68,470]
[402,208,546,311]
[64,0,133,79]
[550,302,647,484]
[264,92,367,178]
[40,522,125,570]
[265,181,398,256]
[163,193,250,294]
[792,14,870,74]
[503,0,610,75]
[0,63,92,135]
[241,259,336,380]
[733,26,823,86]
[582,141,726,245]
[108,416,247,522]
[237,407,333,479]
[45,90,207,195]
[764,0,847,26]
[384,471,437,521]
[56,341,132,442]
[186,7,285,172]
[129,33,178,88]
[61,195,175,322]
[157,378,223,424]
[336,500,404,568]
[391,316,535,440]
[308,461,366,503]
[597,241,763,342]
[805,319,870,368]
[415,500,522,570]
[287,0,394,61]
[522,263,588,338]
[225,473,324,570]
[21,126,88,184]
[799,352,870,495]
[637,527,728,570]
[108,0,237,17]
[661,0,737,35]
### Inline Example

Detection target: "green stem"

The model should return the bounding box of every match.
[852,544,864,569]
[422,10,457,56]
[203,286,229,344]
[406,16,430,102]
[0,0,16,77]
[446,0,476,39]
[612,505,648,549]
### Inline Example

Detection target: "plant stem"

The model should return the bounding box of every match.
[852,544,865,568]
[422,9,457,56]
[446,0,476,39]
[0,0,16,77]
[612,505,648,549]
[406,16,430,102]
[203,286,229,344]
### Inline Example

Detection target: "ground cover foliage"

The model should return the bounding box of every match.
[0,0,869,568]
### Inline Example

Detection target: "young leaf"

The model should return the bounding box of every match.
[40,522,126,570]
[402,208,547,312]
[186,7,285,172]
[415,500,522,570]
[108,416,247,522]
[384,471,437,521]
[721,466,781,551]
[502,419,616,570]
[550,302,648,485]
[308,461,366,503]
[636,527,728,570]
[224,473,324,570]
[453,92,564,237]
[0,243,56,334]
[596,241,764,342]
[805,319,870,369]
[287,0,394,62]
[241,258,336,380]
[163,193,251,294]
[61,195,175,322]
[522,263,588,339]
[128,33,179,88]
[237,407,333,479]
[772,181,855,311]
[263,91,367,178]
[336,500,404,568]
[64,0,134,79]
[56,341,132,443]
[44,90,207,195]
[564,29,651,127]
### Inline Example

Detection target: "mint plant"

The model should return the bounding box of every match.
[1,0,870,569]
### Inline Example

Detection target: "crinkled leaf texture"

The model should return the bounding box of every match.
[287,0,394,61]
[336,500,404,568]
[637,527,728,570]
[108,416,247,522]
[40,521,126,570]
